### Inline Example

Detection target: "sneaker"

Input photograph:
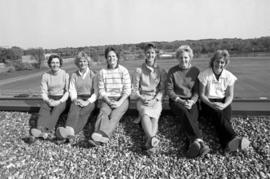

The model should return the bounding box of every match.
[88,139,101,147]
[91,132,109,144]
[198,141,210,157]
[186,140,201,158]
[240,137,250,151]
[150,136,160,148]
[24,136,36,144]
[132,116,141,124]
[30,128,42,138]
[227,136,250,152]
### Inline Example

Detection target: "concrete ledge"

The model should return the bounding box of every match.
[0,97,270,115]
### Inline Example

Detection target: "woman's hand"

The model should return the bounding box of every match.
[110,100,122,108]
[184,100,195,109]
[144,99,156,107]
[212,102,226,110]
[74,99,89,107]
[48,99,60,107]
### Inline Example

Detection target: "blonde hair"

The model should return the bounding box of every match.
[209,50,230,68]
[175,45,194,59]
[74,51,91,67]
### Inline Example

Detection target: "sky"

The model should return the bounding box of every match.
[0,0,269,49]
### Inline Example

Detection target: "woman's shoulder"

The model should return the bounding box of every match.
[168,65,179,73]
[222,69,237,79]
[118,64,129,73]
[200,68,212,75]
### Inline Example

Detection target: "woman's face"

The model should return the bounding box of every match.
[107,51,118,69]
[78,58,89,71]
[50,58,61,72]
[177,51,191,69]
[145,48,156,66]
[213,57,226,74]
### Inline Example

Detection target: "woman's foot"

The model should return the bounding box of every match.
[91,132,109,144]
[227,136,250,152]
[150,136,160,147]
[186,140,201,158]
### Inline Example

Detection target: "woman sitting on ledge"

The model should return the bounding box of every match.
[133,43,166,152]
[167,45,209,158]
[28,54,69,144]
[198,49,250,153]
[55,51,97,144]
[90,47,131,145]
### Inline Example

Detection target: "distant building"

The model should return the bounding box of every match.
[21,55,37,63]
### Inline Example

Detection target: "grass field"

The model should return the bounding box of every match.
[0,56,269,99]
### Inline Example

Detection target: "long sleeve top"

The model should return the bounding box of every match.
[98,64,131,98]
[133,63,167,101]
[40,69,69,102]
[69,67,98,103]
[167,65,200,102]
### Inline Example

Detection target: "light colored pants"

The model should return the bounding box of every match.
[94,99,129,137]
[65,101,95,134]
[37,100,66,132]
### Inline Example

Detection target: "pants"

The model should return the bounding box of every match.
[36,97,66,132]
[170,100,202,142]
[65,101,95,134]
[201,100,237,148]
[94,99,129,137]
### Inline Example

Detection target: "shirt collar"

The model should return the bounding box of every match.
[143,62,158,72]
[78,67,89,78]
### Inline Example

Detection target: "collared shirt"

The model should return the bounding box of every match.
[98,64,131,98]
[133,63,167,100]
[41,69,69,102]
[198,68,237,99]
[69,67,98,102]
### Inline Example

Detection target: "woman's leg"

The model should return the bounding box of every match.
[170,101,202,141]
[201,102,236,149]
[141,114,153,139]
[47,102,66,130]
[101,99,129,137]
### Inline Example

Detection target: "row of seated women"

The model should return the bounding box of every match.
[27,44,250,158]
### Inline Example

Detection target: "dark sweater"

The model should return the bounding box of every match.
[166,65,200,102]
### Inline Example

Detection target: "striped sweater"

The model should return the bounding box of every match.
[98,64,131,98]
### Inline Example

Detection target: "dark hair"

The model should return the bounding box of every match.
[104,47,120,68]
[209,50,230,68]
[47,54,63,67]
[144,43,157,53]
[104,47,120,59]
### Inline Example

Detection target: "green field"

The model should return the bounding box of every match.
[0,56,269,99]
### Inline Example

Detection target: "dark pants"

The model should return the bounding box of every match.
[170,100,202,142]
[65,95,96,134]
[37,96,66,132]
[94,99,129,137]
[201,100,237,148]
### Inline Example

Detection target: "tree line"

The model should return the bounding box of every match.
[0,37,269,71]
[47,37,270,60]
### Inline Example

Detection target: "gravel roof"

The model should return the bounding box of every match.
[0,112,269,178]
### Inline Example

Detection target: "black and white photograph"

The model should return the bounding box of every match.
[0,0,269,178]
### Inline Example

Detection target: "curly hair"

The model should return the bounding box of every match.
[74,51,91,67]
[209,50,230,68]
[175,45,194,60]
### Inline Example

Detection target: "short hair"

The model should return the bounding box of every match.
[104,47,120,60]
[144,43,157,53]
[47,54,63,67]
[175,45,194,59]
[209,50,230,68]
[74,51,91,67]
